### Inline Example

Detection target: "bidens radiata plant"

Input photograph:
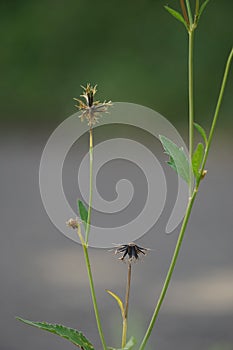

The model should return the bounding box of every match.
[17,1,233,350]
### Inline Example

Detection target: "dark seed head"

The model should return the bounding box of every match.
[114,242,148,263]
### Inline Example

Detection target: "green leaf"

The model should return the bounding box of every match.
[164,5,188,29]
[108,336,136,350]
[192,143,204,179]
[194,122,208,145]
[77,199,88,229]
[159,135,190,184]
[106,290,125,318]
[199,0,210,19]
[16,317,94,350]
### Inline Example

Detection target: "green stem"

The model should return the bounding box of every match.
[138,189,197,350]
[138,47,233,350]
[185,0,193,26]
[194,0,199,24]
[85,128,93,244]
[195,0,199,15]
[80,128,107,350]
[122,263,132,348]
[188,29,195,196]
[198,48,233,185]
[82,244,108,350]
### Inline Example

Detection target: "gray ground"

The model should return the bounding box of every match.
[1,128,233,350]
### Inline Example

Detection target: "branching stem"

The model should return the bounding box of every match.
[138,27,233,350]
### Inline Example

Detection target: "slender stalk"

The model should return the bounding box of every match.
[195,0,199,21]
[195,0,199,15]
[85,128,93,244]
[188,29,195,197]
[198,48,233,185]
[82,243,108,350]
[138,190,197,350]
[125,263,132,319]
[180,0,189,27]
[79,127,107,350]
[185,0,193,26]
[122,263,132,348]
[139,48,233,350]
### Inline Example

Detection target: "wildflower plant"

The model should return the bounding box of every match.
[17,1,233,350]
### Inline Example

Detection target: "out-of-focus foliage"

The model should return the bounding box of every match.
[1,0,232,125]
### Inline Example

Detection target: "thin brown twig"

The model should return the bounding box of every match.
[180,0,189,27]
[124,262,132,319]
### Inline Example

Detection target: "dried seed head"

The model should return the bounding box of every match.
[114,242,149,263]
[66,218,80,230]
[74,83,112,127]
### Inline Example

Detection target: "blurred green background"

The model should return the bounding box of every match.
[1,0,233,127]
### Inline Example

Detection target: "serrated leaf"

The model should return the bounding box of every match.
[16,317,94,350]
[159,135,190,184]
[192,143,204,179]
[108,336,136,350]
[106,290,125,318]
[164,5,188,29]
[77,199,88,229]
[199,0,210,18]
[194,122,208,145]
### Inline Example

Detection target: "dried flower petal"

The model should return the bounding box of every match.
[66,218,80,230]
[74,84,112,127]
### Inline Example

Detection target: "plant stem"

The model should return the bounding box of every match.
[188,28,195,196]
[198,48,233,185]
[138,189,197,350]
[195,0,199,21]
[122,263,132,348]
[85,128,93,244]
[82,243,108,350]
[185,0,193,26]
[79,128,107,350]
[180,0,189,27]
[138,47,233,350]
[195,0,199,15]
